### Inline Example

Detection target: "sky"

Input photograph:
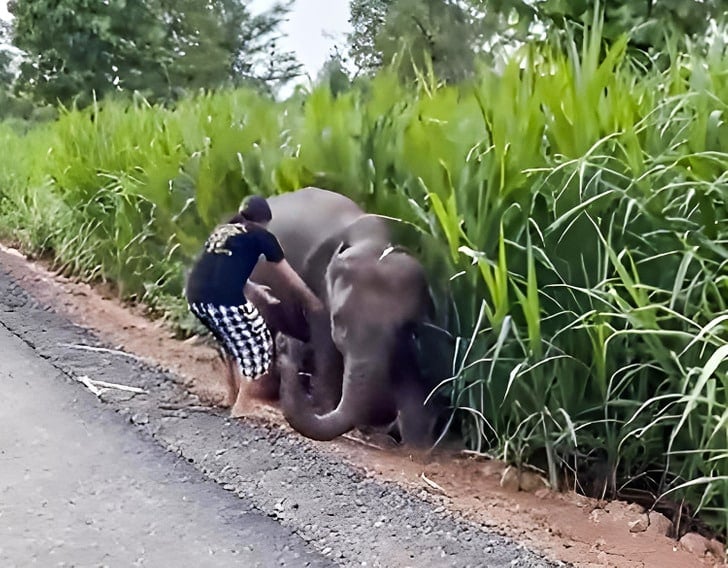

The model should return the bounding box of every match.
[252,0,352,79]
[0,0,352,78]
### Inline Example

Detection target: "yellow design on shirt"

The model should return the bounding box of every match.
[204,223,248,256]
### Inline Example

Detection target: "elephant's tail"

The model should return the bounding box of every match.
[278,356,354,441]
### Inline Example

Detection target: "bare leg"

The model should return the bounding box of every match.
[245,332,281,401]
[246,371,280,401]
[229,364,253,418]
[222,354,239,408]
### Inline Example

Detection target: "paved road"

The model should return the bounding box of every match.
[0,323,330,568]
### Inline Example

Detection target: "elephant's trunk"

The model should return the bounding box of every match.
[280,350,390,442]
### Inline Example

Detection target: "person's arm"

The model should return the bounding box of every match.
[259,229,324,314]
[271,259,324,314]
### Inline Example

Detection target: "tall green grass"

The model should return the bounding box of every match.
[0,24,725,538]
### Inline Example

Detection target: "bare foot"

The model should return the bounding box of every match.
[229,382,255,418]
[229,404,249,419]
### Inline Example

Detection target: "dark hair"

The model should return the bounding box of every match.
[231,195,272,224]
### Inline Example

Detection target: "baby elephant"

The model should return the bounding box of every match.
[274,299,439,448]
[249,188,445,448]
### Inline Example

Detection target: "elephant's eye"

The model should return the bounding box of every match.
[336,241,351,255]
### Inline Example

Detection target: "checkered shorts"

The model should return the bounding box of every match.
[189,301,273,380]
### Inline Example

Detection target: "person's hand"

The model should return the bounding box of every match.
[245,281,281,306]
[258,284,281,305]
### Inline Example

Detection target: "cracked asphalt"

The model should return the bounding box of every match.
[0,264,561,568]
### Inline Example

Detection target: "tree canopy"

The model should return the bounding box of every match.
[7,0,302,106]
[348,0,484,81]
[347,0,728,80]
[0,19,14,88]
[507,0,728,49]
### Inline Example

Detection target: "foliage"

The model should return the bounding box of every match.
[7,0,301,106]
[0,21,727,538]
[348,0,728,79]
[348,0,487,80]
[9,0,170,105]
[316,53,353,97]
[376,0,484,82]
[0,19,13,88]
[498,0,728,50]
[348,0,389,74]
[0,18,38,123]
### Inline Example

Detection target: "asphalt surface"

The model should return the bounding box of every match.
[0,264,561,568]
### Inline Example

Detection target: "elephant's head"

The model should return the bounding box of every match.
[325,240,432,361]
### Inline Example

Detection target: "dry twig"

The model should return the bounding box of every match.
[421,472,447,495]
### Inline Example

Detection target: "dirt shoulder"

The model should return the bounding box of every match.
[0,244,724,568]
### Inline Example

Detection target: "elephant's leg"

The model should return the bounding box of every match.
[354,399,400,447]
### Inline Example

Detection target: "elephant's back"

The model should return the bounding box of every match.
[266,187,385,272]
[268,188,364,237]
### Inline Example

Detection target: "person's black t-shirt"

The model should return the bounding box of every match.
[186,222,284,306]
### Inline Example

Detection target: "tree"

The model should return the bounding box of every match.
[160,0,301,93]
[231,1,302,88]
[462,0,728,53]
[9,0,171,104]
[348,0,485,82]
[0,18,34,121]
[0,19,15,89]
[348,0,390,75]
[316,51,352,96]
[348,0,728,82]
[8,0,302,106]
[377,0,483,82]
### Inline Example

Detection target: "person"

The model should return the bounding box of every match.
[185,195,322,415]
